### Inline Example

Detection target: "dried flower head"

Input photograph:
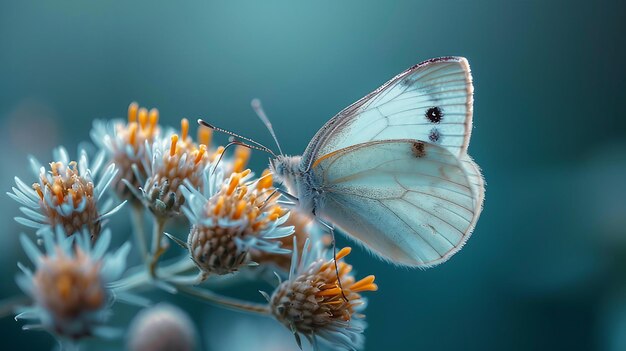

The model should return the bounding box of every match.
[137,118,220,218]
[268,241,378,350]
[180,167,293,278]
[15,227,131,340]
[9,147,125,240]
[127,303,197,351]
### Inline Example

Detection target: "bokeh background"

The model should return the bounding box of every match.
[1,1,625,350]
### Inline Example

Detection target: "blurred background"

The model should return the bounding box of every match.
[1,1,625,350]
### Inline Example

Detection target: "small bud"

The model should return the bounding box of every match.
[127,304,197,351]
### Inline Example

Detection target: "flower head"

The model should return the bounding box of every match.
[181,167,293,277]
[138,118,220,218]
[9,146,124,240]
[268,241,378,351]
[127,303,197,351]
[15,227,131,340]
[90,102,162,201]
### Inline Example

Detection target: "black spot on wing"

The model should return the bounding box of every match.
[429,128,441,143]
[425,106,443,123]
[411,141,426,158]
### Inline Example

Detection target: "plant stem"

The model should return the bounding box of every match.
[149,217,167,277]
[176,285,270,315]
[130,203,148,262]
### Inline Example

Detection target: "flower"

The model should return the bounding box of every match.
[14,227,132,340]
[267,241,378,351]
[136,118,217,218]
[90,102,162,201]
[9,146,125,240]
[250,203,330,273]
[180,167,294,278]
[127,303,197,351]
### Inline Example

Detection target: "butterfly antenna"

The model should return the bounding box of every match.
[251,98,284,156]
[211,138,273,175]
[197,119,277,157]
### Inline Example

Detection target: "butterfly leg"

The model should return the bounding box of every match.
[316,218,349,302]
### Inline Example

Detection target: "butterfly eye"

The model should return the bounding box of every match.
[425,106,443,123]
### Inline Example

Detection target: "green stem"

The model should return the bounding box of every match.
[176,285,270,315]
[130,203,148,262]
[149,217,167,278]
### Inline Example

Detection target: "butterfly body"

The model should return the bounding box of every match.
[270,56,484,267]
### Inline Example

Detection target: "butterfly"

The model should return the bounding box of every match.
[202,56,484,267]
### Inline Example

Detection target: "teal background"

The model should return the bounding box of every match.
[1,1,625,350]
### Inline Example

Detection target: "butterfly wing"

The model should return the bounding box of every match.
[313,139,483,267]
[302,56,473,171]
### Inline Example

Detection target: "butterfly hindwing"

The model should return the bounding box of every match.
[313,139,481,267]
[302,56,473,171]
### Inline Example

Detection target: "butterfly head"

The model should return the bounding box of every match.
[269,155,302,193]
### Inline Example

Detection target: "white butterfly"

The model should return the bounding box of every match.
[204,56,485,267]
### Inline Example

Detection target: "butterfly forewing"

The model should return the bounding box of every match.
[302,57,473,171]
[313,139,480,267]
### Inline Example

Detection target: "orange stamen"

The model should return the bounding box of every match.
[53,184,64,203]
[228,174,241,195]
[213,196,224,215]
[257,169,273,190]
[233,145,251,172]
[128,102,138,123]
[350,275,378,292]
[181,118,189,140]
[317,287,342,297]
[195,144,207,164]
[170,134,179,156]
[198,125,212,146]
[138,107,148,129]
[148,108,159,134]
[335,247,352,261]
[233,200,247,220]
[128,122,138,146]
[238,185,248,200]
[32,183,43,199]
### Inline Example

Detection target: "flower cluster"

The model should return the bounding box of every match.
[7,102,378,351]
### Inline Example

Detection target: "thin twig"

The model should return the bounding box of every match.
[149,217,167,277]
[176,285,270,315]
